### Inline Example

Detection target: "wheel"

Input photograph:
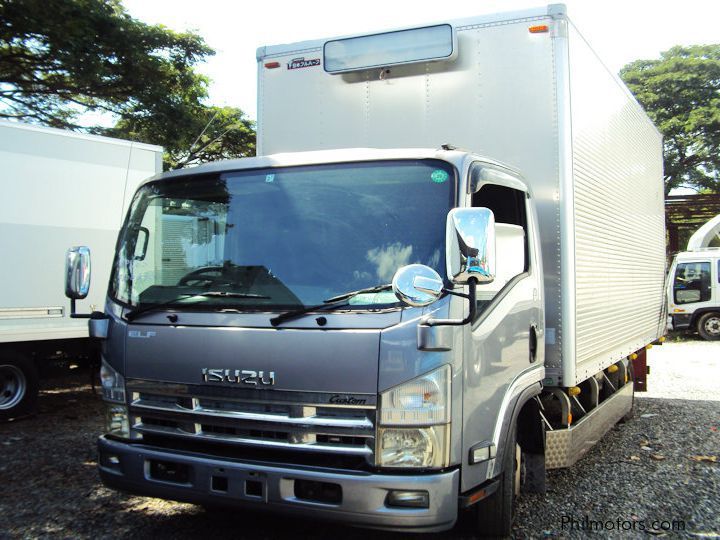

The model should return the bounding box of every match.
[0,353,39,421]
[697,312,720,341]
[474,427,520,538]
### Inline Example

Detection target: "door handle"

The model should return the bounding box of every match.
[529,324,538,363]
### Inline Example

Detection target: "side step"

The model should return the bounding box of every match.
[545,382,633,469]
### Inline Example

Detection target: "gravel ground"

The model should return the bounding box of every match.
[1,339,718,539]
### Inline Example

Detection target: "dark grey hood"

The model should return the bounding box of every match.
[124,322,383,394]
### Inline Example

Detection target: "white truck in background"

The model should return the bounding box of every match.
[0,120,162,420]
[668,214,720,340]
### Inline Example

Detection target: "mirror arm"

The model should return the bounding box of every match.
[69,298,92,319]
[424,280,477,327]
[442,288,471,300]
[69,300,107,322]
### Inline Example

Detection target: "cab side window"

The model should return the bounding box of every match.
[471,176,529,312]
[674,262,711,304]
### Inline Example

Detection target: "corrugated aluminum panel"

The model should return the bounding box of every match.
[566,23,665,385]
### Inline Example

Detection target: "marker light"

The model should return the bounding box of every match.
[568,386,581,396]
[264,62,281,69]
[529,25,549,33]
[607,365,619,374]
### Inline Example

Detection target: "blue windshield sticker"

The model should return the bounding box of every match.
[265,174,275,183]
[431,169,449,184]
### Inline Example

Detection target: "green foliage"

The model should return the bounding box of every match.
[0,0,255,167]
[620,45,720,194]
[109,105,256,171]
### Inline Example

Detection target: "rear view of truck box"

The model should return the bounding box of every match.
[257,3,665,387]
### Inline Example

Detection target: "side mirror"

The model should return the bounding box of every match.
[134,227,150,261]
[65,246,91,299]
[392,264,444,307]
[446,207,496,284]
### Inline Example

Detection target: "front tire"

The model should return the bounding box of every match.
[697,312,720,341]
[474,428,519,538]
[0,353,39,421]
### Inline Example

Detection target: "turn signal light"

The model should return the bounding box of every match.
[529,25,549,33]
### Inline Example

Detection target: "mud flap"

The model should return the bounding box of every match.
[631,348,648,392]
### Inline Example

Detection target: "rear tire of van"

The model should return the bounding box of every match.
[0,353,39,421]
[474,427,519,537]
[697,312,720,341]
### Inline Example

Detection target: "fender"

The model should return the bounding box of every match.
[487,366,544,480]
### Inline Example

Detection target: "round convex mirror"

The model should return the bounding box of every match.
[392,264,444,307]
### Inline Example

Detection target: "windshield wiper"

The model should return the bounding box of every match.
[269,284,393,327]
[125,291,270,322]
[323,283,393,303]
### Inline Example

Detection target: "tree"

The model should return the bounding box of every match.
[620,45,720,195]
[109,104,256,170]
[0,0,255,168]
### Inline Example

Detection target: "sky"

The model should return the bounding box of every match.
[121,0,720,122]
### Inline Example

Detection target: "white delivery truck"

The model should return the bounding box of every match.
[70,4,665,536]
[667,214,720,340]
[0,120,162,420]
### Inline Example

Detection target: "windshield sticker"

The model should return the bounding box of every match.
[265,174,275,183]
[431,169,449,184]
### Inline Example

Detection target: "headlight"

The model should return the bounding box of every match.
[377,365,451,468]
[378,425,449,468]
[100,358,125,404]
[105,403,131,438]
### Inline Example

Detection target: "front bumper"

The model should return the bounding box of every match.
[98,436,460,532]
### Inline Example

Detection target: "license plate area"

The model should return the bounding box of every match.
[208,467,268,501]
[148,459,191,485]
[144,459,268,501]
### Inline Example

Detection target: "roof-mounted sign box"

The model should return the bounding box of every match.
[323,24,456,74]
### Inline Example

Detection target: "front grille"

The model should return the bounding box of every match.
[126,380,376,464]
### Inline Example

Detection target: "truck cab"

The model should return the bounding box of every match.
[668,249,720,340]
[66,148,546,534]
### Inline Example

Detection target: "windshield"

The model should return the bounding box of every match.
[110,159,455,310]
